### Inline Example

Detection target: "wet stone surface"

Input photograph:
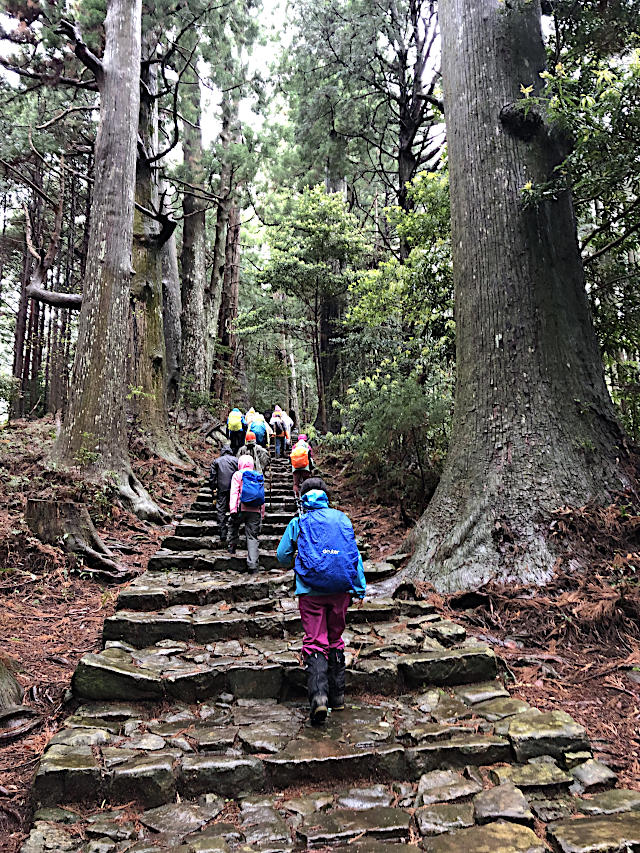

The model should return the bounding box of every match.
[19,466,630,852]
[547,812,640,853]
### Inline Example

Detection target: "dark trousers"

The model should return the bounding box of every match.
[216,490,231,541]
[229,510,262,570]
[229,430,245,452]
[292,468,311,497]
[275,435,285,457]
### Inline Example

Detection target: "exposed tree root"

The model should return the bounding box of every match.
[25,498,138,581]
[0,659,22,710]
[114,470,171,524]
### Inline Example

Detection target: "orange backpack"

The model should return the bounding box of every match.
[290,443,309,469]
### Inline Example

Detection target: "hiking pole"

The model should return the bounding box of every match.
[269,466,273,511]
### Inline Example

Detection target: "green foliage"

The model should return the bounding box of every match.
[514,13,640,439]
[260,185,368,300]
[73,432,100,466]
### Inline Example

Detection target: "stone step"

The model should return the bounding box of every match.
[25,781,640,853]
[116,569,291,610]
[72,632,496,703]
[160,534,284,552]
[199,486,294,497]
[101,598,438,646]
[191,500,298,513]
[175,519,290,537]
[148,549,281,572]
[116,562,399,612]
[33,692,599,819]
[34,697,514,808]
[182,509,293,522]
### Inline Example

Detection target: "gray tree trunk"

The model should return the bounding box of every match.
[180,68,208,397]
[130,39,189,466]
[213,204,241,403]
[206,91,240,391]
[50,0,166,522]
[402,0,627,591]
[161,184,182,409]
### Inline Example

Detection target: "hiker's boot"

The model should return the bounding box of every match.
[328,648,346,711]
[227,543,237,554]
[304,651,329,725]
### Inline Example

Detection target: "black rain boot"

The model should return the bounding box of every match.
[328,648,346,711]
[304,651,329,725]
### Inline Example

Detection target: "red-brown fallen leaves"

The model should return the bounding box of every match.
[0,418,214,853]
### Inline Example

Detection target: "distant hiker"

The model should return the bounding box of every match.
[228,454,265,573]
[290,433,314,497]
[288,411,299,447]
[209,445,239,546]
[226,407,246,452]
[249,412,269,448]
[276,477,366,724]
[270,405,287,458]
[284,410,295,450]
[237,430,271,475]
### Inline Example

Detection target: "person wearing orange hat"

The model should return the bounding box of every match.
[236,430,270,475]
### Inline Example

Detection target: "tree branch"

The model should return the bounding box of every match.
[56,19,104,86]
[23,167,82,309]
[0,58,98,91]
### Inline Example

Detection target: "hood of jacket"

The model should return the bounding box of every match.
[220,445,234,456]
[301,489,329,511]
[238,455,255,472]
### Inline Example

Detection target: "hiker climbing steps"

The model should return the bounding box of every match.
[21,459,640,851]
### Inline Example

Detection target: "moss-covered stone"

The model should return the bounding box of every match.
[547,812,640,852]
[415,801,475,835]
[490,761,572,791]
[578,789,640,816]
[507,710,589,761]
[296,806,411,846]
[473,784,534,826]
[421,819,546,852]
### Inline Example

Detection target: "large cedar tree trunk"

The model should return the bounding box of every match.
[402,0,627,591]
[130,44,188,465]
[213,204,241,403]
[206,93,238,392]
[180,67,208,397]
[51,0,165,522]
[161,185,182,410]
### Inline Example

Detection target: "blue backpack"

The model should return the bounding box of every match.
[250,420,267,442]
[240,470,265,507]
[295,507,359,593]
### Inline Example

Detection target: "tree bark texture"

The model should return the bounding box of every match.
[313,289,344,433]
[206,93,238,391]
[213,204,241,403]
[180,69,208,397]
[130,45,188,465]
[50,0,165,521]
[403,0,628,591]
[161,184,182,410]
[25,498,135,581]
[0,660,22,710]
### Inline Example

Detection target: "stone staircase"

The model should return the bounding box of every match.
[21,458,640,852]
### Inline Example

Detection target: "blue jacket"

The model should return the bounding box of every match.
[276,489,366,597]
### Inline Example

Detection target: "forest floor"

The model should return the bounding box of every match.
[0,426,639,851]
[0,417,211,852]
[331,455,640,793]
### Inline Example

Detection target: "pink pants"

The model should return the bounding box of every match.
[298,592,351,657]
